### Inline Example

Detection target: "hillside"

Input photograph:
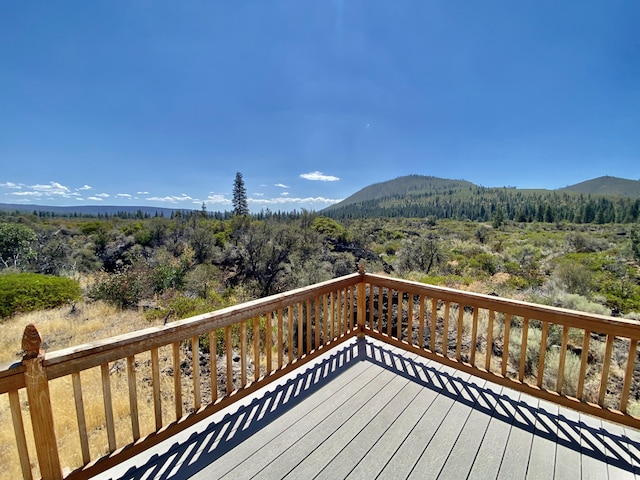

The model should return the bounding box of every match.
[322,174,640,223]
[560,176,640,197]
[324,175,476,211]
[0,203,186,218]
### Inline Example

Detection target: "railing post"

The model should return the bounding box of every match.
[22,324,62,480]
[357,259,366,339]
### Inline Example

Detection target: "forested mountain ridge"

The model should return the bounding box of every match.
[560,176,640,197]
[323,175,640,223]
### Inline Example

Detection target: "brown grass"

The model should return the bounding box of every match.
[0,301,164,479]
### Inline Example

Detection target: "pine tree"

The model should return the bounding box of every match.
[232,172,249,216]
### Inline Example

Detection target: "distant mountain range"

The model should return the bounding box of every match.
[0,203,182,217]
[322,175,640,223]
[0,175,638,221]
[324,175,640,212]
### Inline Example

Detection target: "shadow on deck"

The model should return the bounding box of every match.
[102,338,640,480]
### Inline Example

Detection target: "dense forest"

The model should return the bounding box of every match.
[325,185,640,224]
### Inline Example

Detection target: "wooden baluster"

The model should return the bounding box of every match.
[396,291,403,340]
[537,322,548,389]
[287,305,294,364]
[101,362,117,451]
[518,318,529,383]
[315,299,320,350]
[209,331,217,403]
[456,305,463,361]
[387,289,393,337]
[620,339,638,412]
[172,343,182,420]
[192,336,201,410]
[225,325,233,394]
[502,314,511,377]
[150,348,162,431]
[357,280,366,339]
[8,390,32,480]
[277,308,284,369]
[298,303,303,359]
[126,356,140,441]
[470,308,479,366]
[430,298,437,352]
[598,334,614,407]
[323,294,329,346]
[254,316,260,382]
[343,287,350,333]
[577,330,590,400]
[418,295,425,350]
[407,293,414,345]
[287,305,294,363]
[442,301,450,355]
[240,320,247,384]
[336,289,342,337]
[377,287,384,333]
[22,324,62,480]
[484,310,494,371]
[266,313,273,374]
[71,372,90,464]
[556,325,569,394]
[349,286,355,330]
[369,284,375,330]
[329,292,336,341]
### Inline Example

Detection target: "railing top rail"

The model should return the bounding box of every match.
[42,273,360,380]
[0,363,25,394]
[365,273,640,339]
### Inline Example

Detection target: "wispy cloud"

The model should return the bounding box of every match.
[94,193,110,198]
[275,183,289,188]
[146,194,193,203]
[281,192,289,196]
[0,182,21,189]
[77,185,92,191]
[300,171,340,182]
[137,191,149,195]
[116,193,133,198]
[249,196,342,205]
[205,194,232,205]
[87,196,104,201]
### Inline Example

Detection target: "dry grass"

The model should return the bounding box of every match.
[0,301,165,479]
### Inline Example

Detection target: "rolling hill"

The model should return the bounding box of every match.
[560,176,640,197]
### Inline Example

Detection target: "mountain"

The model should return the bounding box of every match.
[323,175,476,211]
[0,203,183,217]
[322,174,640,223]
[559,176,640,197]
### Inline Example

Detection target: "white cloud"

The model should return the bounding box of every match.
[205,194,232,205]
[116,193,133,198]
[281,192,289,196]
[87,196,104,201]
[0,182,21,189]
[275,183,289,188]
[146,194,193,203]
[299,171,340,182]
[95,193,110,198]
[253,193,265,197]
[137,191,149,195]
[249,196,342,205]
[77,185,92,191]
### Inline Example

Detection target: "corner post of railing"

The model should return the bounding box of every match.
[357,259,366,340]
[22,324,62,480]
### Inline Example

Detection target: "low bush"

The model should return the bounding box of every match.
[0,273,81,318]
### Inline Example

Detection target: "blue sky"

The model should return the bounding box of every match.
[1,1,638,212]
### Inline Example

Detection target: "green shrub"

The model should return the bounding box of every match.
[0,273,81,318]
[88,265,151,309]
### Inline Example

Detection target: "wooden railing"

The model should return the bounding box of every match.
[362,273,640,429]
[0,273,361,480]
[2,268,640,479]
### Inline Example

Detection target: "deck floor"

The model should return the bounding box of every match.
[99,338,640,480]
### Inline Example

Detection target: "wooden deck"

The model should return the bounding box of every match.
[97,338,640,480]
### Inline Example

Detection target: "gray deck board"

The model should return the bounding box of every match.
[99,338,640,480]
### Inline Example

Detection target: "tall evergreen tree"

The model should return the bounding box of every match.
[232,172,249,216]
